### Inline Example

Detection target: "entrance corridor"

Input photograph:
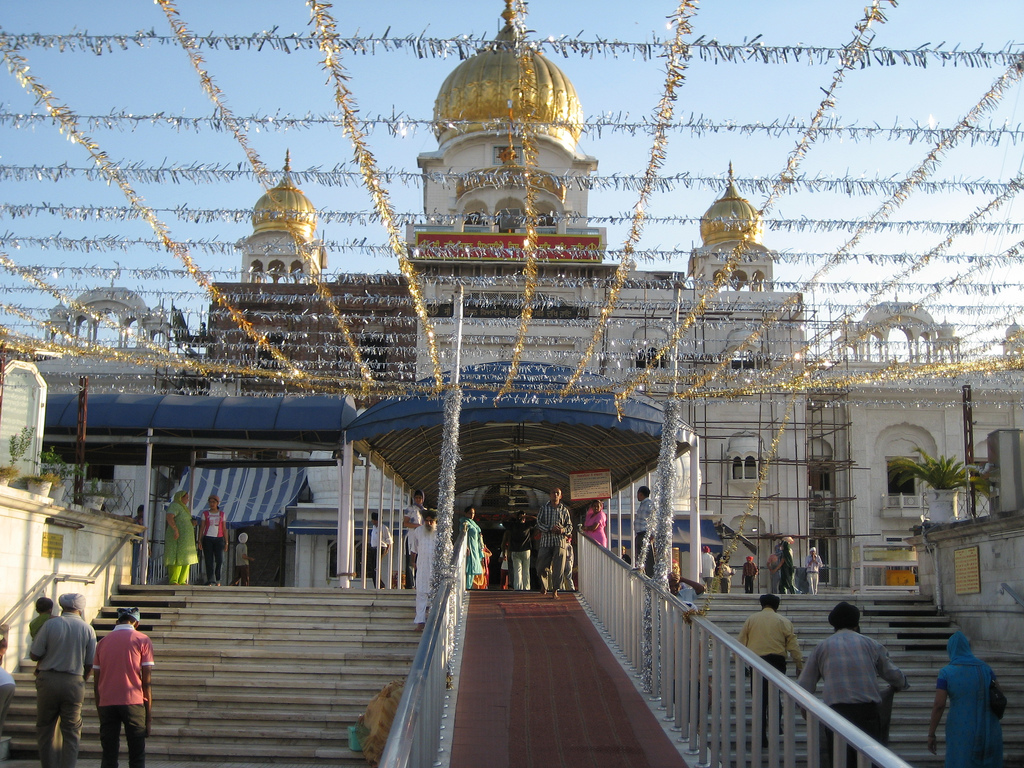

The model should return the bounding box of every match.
[449,591,689,768]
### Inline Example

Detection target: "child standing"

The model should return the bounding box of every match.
[233,532,254,586]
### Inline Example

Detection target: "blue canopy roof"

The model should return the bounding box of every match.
[44,393,357,464]
[345,361,694,502]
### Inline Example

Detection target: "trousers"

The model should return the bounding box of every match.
[36,670,85,768]
[509,550,531,590]
[99,704,147,768]
[202,536,225,583]
[534,543,567,592]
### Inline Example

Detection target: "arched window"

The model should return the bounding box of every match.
[744,456,757,479]
[732,457,744,480]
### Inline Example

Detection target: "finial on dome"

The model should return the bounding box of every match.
[728,162,734,182]
[284,150,292,173]
[501,0,515,26]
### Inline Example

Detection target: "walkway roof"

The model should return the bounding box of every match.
[346,362,694,502]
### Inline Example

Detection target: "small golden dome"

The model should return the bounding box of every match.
[433,3,584,146]
[252,152,317,241]
[700,166,763,246]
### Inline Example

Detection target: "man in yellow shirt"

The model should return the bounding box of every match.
[739,593,804,746]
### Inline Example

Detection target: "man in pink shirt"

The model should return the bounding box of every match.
[92,607,154,768]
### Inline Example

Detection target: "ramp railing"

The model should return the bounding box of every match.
[577,536,915,768]
[379,531,468,768]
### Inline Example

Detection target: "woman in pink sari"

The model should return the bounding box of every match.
[581,499,608,548]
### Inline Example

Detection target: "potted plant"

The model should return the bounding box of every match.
[0,426,34,486]
[40,447,78,506]
[888,448,980,523]
[23,472,62,498]
[85,478,115,511]
[0,465,19,486]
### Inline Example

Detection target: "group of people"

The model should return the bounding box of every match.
[20,592,154,768]
[163,491,254,587]
[763,538,825,595]
[740,593,1004,767]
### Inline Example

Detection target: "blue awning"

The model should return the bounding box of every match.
[344,362,695,499]
[606,517,723,553]
[346,361,681,443]
[172,467,306,528]
[48,393,360,442]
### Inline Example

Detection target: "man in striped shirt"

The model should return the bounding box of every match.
[534,488,572,598]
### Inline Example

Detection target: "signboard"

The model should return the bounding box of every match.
[569,470,612,501]
[413,231,603,262]
[41,531,64,559]
[953,545,981,595]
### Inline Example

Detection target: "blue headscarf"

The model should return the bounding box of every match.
[947,630,986,667]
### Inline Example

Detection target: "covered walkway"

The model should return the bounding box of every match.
[449,591,689,768]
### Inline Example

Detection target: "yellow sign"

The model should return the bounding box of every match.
[41,531,64,559]
[569,470,612,501]
[953,546,981,595]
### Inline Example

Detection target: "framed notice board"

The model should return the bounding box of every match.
[953,545,981,595]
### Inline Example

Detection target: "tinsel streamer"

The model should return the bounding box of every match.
[748,59,1024,392]
[428,386,463,605]
[8,160,1024,201]
[653,399,682,590]
[5,29,1021,70]
[639,398,683,691]
[762,0,891,218]
[562,1,698,396]
[4,109,1023,148]
[157,0,375,398]
[307,0,444,391]
[495,2,542,402]
[0,38,307,381]
[613,2,894,410]
[0,250,195,366]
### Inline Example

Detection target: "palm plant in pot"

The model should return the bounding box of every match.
[887,448,976,523]
[0,426,33,486]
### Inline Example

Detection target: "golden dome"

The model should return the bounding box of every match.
[699,166,763,246]
[433,3,584,146]
[252,152,317,241]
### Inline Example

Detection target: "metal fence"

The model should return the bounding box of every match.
[379,532,468,768]
[577,536,916,768]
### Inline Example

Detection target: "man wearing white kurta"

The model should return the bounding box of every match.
[407,512,438,627]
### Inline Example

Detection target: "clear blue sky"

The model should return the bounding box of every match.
[1,1,1023,351]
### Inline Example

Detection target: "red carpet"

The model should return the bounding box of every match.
[449,592,688,768]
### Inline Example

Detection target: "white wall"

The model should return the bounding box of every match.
[0,488,139,672]
[908,513,1024,654]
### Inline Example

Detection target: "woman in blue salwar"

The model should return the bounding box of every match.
[459,506,486,589]
[927,631,1003,768]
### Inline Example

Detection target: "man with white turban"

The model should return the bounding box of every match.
[30,593,97,768]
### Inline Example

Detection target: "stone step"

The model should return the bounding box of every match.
[6,585,417,764]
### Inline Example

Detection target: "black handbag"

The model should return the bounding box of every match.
[990,679,1007,720]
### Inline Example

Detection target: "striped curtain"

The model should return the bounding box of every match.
[172,467,306,527]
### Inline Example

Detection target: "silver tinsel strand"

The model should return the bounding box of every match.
[641,398,683,692]
[429,385,462,603]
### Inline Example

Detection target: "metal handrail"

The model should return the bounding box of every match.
[999,582,1024,610]
[379,531,468,768]
[577,536,916,768]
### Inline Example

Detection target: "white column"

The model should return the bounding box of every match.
[689,436,702,583]
[338,442,353,588]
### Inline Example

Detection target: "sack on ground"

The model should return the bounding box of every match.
[360,678,405,766]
